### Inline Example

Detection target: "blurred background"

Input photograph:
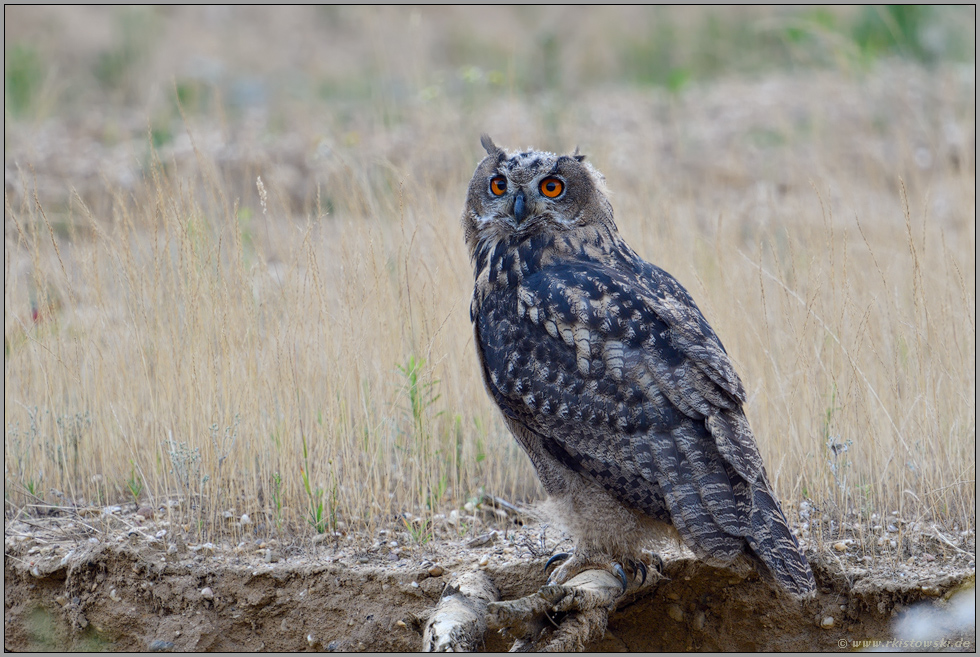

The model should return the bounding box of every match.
[4,7,976,551]
[5,6,975,213]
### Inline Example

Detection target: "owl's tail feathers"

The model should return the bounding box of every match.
[745,480,817,598]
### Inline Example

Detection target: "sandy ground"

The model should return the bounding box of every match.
[4,502,975,652]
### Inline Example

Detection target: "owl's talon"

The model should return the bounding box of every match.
[544,552,571,575]
[636,561,648,587]
[649,554,664,578]
[612,562,628,593]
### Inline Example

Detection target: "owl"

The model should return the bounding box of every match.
[462,135,815,597]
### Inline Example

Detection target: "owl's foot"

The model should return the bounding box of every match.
[487,568,624,651]
[546,552,654,593]
[488,555,664,650]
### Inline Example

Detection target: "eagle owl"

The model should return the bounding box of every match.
[462,135,815,597]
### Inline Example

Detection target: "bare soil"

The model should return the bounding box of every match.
[4,505,975,652]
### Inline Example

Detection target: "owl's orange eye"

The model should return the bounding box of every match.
[490,176,507,196]
[539,178,564,198]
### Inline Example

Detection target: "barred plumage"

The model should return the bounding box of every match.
[462,135,815,597]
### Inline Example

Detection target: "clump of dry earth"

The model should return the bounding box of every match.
[4,503,974,651]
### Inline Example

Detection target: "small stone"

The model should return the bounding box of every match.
[410,581,419,588]
[692,611,705,631]
[240,513,251,525]
[667,604,684,622]
[467,534,493,548]
[358,557,370,564]
[137,507,155,519]
[833,541,848,552]
[428,565,444,577]
[263,549,281,564]
[478,555,490,567]
[396,620,407,629]
[148,640,175,652]
[109,588,121,602]
[55,595,69,607]
[887,524,899,533]
[200,587,214,600]
[922,553,935,562]
[307,634,317,647]
[820,616,835,629]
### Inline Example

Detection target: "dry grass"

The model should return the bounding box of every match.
[4,7,975,547]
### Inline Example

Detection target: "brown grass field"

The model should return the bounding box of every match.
[4,6,976,561]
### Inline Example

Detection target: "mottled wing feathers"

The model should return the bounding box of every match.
[745,476,818,597]
[511,256,762,480]
[618,258,741,394]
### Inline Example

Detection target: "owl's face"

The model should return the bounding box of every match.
[462,135,614,259]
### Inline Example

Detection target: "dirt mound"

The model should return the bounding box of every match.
[4,507,975,651]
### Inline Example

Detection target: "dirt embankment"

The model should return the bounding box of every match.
[4,507,975,652]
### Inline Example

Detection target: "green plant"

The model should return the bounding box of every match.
[271,471,284,530]
[4,44,43,117]
[25,478,43,500]
[300,432,334,534]
[852,5,934,63]
[93,7,158,92]
[125,464,144,505]
[404,516,433,546]
[396,354,442,440]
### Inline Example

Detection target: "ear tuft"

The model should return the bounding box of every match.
[481,134,501,156]
[571,146,586,162]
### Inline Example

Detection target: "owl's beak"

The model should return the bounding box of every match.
[513,190,527,224]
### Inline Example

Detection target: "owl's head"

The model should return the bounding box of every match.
[461,135,616,260]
